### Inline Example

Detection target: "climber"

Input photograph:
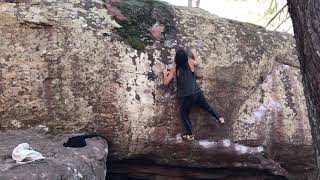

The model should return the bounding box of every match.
[163,48,224,140]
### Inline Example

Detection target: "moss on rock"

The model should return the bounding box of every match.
[113,0,175,50]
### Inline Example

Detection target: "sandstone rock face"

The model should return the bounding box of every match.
[0,127,108,180]
[0,0,315,179]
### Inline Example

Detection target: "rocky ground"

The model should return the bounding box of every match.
[0,127,108,180]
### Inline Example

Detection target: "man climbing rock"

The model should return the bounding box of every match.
[163,48,224,140]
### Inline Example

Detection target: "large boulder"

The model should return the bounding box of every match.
[0,127,108,180]
[0,0,315,179]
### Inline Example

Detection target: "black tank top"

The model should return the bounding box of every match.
[176,65,201,97]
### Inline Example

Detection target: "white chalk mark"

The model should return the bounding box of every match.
[253,104,267,122]
[268,98,282,111]
[176,133,183,143]
[222,139,231,147]
[198,140,217,148]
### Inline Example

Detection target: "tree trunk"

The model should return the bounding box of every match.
[188,0,192,7]
[196,0,200,8]
[287,0,320,178]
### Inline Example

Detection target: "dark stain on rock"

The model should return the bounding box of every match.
[260,86,265,104]
[0,69,3,95]
[243,106,248,114]
[112,73,122,87]
[70,55,85,98]
[102,32,111,37]
[147,72,156,81]
[5,55,11,62]
[126,86,132,92]
[19,21,53,29]
[43,77,55,118]
[43,50,65,122]
[135,92,141,101]
[35,45,40,51]
[134,76,138,86]
[152,90,156,103]
[280,69,297,115]
[149,54,155,67]
[132,57,136,66]
[18,90,24,96]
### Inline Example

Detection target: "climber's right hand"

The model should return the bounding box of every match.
[219,117,225,124]
[163,68,168,75]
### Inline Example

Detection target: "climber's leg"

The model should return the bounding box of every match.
[196,91,221,121]
[180,95,195,135]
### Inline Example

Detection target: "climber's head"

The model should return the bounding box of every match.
[175,48,188,69]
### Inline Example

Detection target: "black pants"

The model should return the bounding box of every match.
[180,91,220,135]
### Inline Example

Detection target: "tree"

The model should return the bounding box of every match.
[287,0,320,178]
[196,0,200,7]
[187,0,200,8]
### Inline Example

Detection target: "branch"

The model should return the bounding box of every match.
[274,15,290,31]
[286,25,293,32]
[265,3,287,28]
[265,0,275,16]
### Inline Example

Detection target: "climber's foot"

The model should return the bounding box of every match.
[182,134,195,141]
[218,117,225,124]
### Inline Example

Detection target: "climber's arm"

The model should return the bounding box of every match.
[188,49,200,72]
[189,49,200,66]
[163,68,176,85]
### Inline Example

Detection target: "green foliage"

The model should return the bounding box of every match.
[128,36,146,51]
[115,20,148,51]
[114,0,174,51]
[258,0,291,31]
[264,0,278,16]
